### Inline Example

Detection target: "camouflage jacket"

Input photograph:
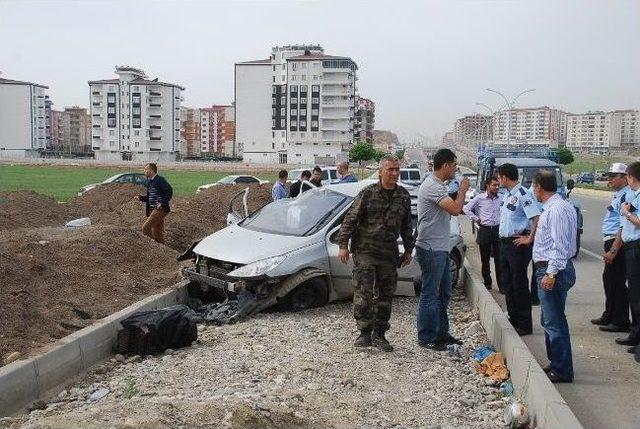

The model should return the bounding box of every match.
[337,182,415,262]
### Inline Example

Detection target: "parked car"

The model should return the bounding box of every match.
[367,168,422,187]
[595,170,608,181]
[182,182,466,320]
[77,172,147,196]
[577,172,595,184]
[196,175,268,193]
[288,167,339,185]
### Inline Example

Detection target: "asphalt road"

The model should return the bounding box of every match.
[462,191,640,429]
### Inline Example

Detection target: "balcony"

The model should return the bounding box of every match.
[150,136,162,141]
[92,124,101,128]
[92,91,102,96]
[149,103,162,108]
[149,125,162,129]
[148,114,162,120]
[149,91,162,97]
[92,102,102,107]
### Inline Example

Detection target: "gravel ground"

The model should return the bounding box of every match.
[1,295,509,429]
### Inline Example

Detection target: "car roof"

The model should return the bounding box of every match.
[322,180,414,198]
[494,157,559,168]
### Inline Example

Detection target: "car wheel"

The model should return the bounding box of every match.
[278,277,329,312]
[449,253,461,289]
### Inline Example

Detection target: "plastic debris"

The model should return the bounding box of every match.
[472,345,495,362]
[197,290,259,325]
[474,352,510,383]
[503,399,530,428]
[88,388,109,403]
[65,217,91,229]
[500,380,514,396]
[447,344,462,357]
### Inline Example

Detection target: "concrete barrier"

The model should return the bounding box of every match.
[0,280,191,417]
[462,260,584,429]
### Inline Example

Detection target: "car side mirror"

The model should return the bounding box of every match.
[566,179,575,190]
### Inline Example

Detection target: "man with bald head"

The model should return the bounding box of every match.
[337,161,358,183]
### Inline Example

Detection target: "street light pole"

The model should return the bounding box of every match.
[486,88,535,148]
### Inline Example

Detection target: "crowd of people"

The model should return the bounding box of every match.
[271,162,357,201]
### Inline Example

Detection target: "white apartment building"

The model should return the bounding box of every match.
[566,110,639,154]
[89,66,184,162]
[235,45,357,164]
[492,106,567,147]
[0,78,48,158]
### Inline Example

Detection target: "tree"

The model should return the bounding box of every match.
[556,148,574,165]
[395,149,405,160]
[350,142,377,164]
[373,149,388,162]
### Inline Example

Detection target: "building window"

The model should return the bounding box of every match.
[312,85,320,92]
[272,131,275,137]
[109,130,115,136]
[300,85,308,94]
[292,63,297,71]
[290,85,298,93]
[280,108,285,115]
[300,98,307,104]
[108,118,116,127]
[291,75,296,81]
[281,76,285,82]
[312,97,319,104]
[301,133,305,138]
[301,75,306,80]
[133,118,141,127]
[291,109,298,115]
[272,65,276,72]
[281,96,286,104]
[272,76,276,83]
[280,119,285,127]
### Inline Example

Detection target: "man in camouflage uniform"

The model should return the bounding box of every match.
[337,155,415,352]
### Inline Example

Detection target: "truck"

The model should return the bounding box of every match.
[475,147,583,256]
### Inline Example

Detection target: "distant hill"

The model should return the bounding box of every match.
[372,130,399,150]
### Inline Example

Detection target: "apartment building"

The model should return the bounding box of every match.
[354,96,375,144]
[453,114,492,146]
[235,45,357,164]
[615,110,640,149]
[565,110,639,154]
[180,107,201,158]
[63,107,91,153]
[0,77,48,158]
[51,109,65,151]
[89,66,184,162]
[492,106,567,147]
[180,105,237,158]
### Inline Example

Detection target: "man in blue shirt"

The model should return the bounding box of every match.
[337,161,358,183]
[616,162,640,354]
[135,163,173,244]
[272,169,289,201]
[497,163,541,336]
[592,163,631,333]
[531,170,577,383]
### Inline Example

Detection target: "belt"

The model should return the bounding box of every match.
[500,230,531,243]
[623,239,640,249]
[603,235,616,242]
[534,261,548,270]
[479,224,499,229]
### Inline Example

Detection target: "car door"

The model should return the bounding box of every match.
[324,221,417,299]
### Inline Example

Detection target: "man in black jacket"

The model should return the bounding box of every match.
[289,170,312,198]
[134,163,173,244]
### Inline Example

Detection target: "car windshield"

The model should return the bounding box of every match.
[241,188,350,236]
[218,176,238,184]
[519,167,562,188]
[103,174,124,183]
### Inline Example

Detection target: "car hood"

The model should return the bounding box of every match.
[193,224,317,264]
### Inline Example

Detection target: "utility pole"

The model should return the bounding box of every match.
[486,88,535,148]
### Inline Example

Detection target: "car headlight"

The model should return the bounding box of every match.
[227,255,287,278]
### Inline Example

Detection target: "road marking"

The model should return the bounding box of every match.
[580,248,602,260]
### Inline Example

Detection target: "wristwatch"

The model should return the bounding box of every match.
[609,246,618,254]
[546,273,556,280]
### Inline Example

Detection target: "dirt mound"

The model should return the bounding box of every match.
[0,191,78,231]
[0,225,181,361]
[71,183,145,215]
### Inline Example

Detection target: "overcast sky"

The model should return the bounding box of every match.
[1,0,638,142]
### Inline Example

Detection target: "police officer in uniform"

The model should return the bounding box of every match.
[591,163,631,333]
[337,155,415,352]
[617,162,640,355]
[497,163,541,336]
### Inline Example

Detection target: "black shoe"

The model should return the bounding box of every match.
[531,298,540,306]
[591,317,609,326]
[372,331,393,352]
[542,363,552,373]
[437,334,463,345]
[547,370,573,383]
[628,346,637,354]
[615,337,639,346]
[354,330,372,347]
[419,341,447,351]
[516,328,532,336]
[484,283,493,290]
[599,324,631,333]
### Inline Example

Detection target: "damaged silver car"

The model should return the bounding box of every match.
[182,182,466,322]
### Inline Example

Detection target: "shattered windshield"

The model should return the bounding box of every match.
[241,188,351,236]
[519,167,562,188]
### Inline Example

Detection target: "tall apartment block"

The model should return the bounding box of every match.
[88,66,184,162]
[235,45,357,164]
[354,97,375,144]
[566,110,639,154]
[180,105,237,158]
[180,107,201,158]
[492,106,567,147]
[0,77,48,158]
[453,114,493,146]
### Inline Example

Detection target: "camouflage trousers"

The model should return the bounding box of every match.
[352,254,398,332]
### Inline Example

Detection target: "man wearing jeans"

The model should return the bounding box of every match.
[532,170,577,383]
[416,149,469,351]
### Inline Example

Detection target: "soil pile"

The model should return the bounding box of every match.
[0,225,181,360]
[0,191,78,231]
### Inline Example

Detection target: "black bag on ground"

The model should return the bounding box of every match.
[116,304,198,356]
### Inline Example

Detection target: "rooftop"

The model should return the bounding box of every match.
[236,58,272,65]
[0,78,48,89]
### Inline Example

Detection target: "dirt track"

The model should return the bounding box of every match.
[0,184,272,364]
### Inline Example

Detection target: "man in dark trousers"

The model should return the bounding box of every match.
[592,163,631,333]
[134,163,173,244]
[497,163,541,336]
[289,170,312,198]
[463,176,502,292]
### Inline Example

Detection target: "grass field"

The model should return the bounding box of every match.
[0,165,277,201]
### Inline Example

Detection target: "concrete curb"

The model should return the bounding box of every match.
[462,259,584,429]
[0,280,191,417]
